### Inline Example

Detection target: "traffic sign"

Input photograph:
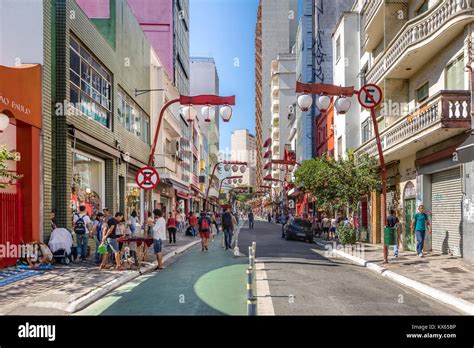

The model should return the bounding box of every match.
[136,166,160,190]
[358,84,382,109]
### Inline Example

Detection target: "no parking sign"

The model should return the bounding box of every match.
[358,84,382,109]
[136,167,160,190]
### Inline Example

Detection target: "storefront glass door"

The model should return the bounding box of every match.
[404,199,416,251]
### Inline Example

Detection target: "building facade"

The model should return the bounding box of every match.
[336,0,474,261]
[231,129,256,188]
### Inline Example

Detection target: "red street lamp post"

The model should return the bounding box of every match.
[296,82,388,264]
[205,161,247,211]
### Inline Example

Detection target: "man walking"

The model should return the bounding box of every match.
[153,209,167,270]
[280,212,288,238]
[248,211,254,229]
[221,208,233,250]
[73,205,92,262]
[198,211,212,251]
[387,209,400,258]
[189,212,198,238]
[411,204,431,257]
[321,214,330,241]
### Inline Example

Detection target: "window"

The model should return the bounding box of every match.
[117,88,151,144]
[416,82,429,103]
[337,136,343,159]
[362,119,371,143]
[446,56,464,90]
[416,0,428,16]
[336,36,341,62]
[69,36,112,127]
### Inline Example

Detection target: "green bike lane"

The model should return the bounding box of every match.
[75,236,248,316]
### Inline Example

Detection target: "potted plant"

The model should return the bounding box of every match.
[337,223,356,246]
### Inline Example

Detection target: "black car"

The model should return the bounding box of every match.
[283,218,313,243]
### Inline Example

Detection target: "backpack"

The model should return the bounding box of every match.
[200,217,210,231]
[74,214,87,235]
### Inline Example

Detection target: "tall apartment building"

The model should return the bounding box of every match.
[337,0,474,261]
[269,53,296,199]
[231,129,257,188]
[190,57,220,209]
[255,0,298,188]
[127,0,190,95]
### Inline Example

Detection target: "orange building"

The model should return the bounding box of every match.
[315,99,335,158]
[0,64,42,263]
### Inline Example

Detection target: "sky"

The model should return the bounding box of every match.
[190,0,259,154]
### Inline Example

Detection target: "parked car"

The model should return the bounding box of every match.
[283,218,314,243]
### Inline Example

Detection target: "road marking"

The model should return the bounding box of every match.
[255,262,275,315]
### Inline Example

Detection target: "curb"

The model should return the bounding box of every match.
[315,240,474,315]
[66,239,200,313]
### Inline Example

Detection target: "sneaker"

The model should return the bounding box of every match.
[418,253,423,257]
[394,254,398,258]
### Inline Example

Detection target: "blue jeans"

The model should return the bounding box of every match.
[76,233,89,260]
[223,227,233,249]
[393,244,399,256]
[191,226,197,237]
[93,236,101,264]
[416,230,425,255]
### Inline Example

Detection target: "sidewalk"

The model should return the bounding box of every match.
[315,238,474,314]
[0,233,198,315]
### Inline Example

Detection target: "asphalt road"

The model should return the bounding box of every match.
[238,219,460,315]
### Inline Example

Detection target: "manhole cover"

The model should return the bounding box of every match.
[441,267,467,274]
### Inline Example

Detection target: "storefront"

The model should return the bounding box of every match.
[0,64,42,246]
[71,150,105,217]
[126,165,145,222]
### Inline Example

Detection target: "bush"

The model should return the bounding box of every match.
[337,223,356,245]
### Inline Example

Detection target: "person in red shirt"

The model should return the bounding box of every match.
[167,212,177,244]
[189,212,198,238]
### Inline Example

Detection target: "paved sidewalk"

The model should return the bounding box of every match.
[0,232,197,315]
[316,238,474,312]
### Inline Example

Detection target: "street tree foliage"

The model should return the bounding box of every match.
[294,152,380,212]
[0,145,21,188]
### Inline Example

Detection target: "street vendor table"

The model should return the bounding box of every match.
[116,236,154,263]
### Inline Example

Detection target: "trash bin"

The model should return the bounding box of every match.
[384,226,396,245]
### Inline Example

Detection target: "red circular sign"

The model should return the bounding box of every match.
[136,167,160,190]
[358,84,383,109]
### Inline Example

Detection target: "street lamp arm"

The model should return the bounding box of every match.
[296,82,357,97]
[179,95,235,106]
[148,98,181,167]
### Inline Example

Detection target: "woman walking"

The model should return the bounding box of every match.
[189,212,198,238]
[167,212,177,244]
[128,210,140,237]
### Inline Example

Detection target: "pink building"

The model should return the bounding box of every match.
[76,0,174,79]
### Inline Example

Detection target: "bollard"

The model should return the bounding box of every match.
[248,246,254,269]
[246,267,253,300]
[252,241,256,258]
[247,297,257,316]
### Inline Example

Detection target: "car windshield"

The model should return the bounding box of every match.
[293,218,311,228]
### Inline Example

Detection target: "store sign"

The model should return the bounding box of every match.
[0,64,42,129]
[136,166,159,190]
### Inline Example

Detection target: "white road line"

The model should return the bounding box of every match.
[255,262,275,315]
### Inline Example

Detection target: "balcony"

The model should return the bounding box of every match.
[366,0,474,84]
[363,0,384,50]
[363,0,383,30]
[355,91,471,162]
[192,174,199,188]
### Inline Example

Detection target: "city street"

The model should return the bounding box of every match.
[73,220,460,316]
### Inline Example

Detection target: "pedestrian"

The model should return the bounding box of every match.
[92,212,105,265]
[51,209,57,233]
[152,209,166,270]
[167,212,177,244]
[116,216,126,251]
[387,209,400,258]
[189,212,198,238]
[103,208,110,221]
[101,212,124,271]
[230,212,238,249]
[210,213,218,241]
[146,211,154,236]
[322,214,330,241]
[128,210,140,237]
[176,209,184,234]
[248,211,254,229]
[280,212,288,238]
[411,204,431,257]
[73,204,92,262]
[330,216,337,240]
[221,208,234,250]
[198,211,212,251]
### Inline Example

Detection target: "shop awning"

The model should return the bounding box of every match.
[176,190,190,199]
[456,131,474,163]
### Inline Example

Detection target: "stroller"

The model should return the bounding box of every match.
[48,228,74,265]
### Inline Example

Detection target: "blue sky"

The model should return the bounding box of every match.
[190,0,258,153]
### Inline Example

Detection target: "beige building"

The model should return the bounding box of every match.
[231,129,257,188]
[345,0,473,258]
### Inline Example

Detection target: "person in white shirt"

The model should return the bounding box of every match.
[153,209,167,270]
[330,217,337,240]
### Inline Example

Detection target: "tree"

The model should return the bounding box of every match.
[294,152,380,213]
[0,146,21,189]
